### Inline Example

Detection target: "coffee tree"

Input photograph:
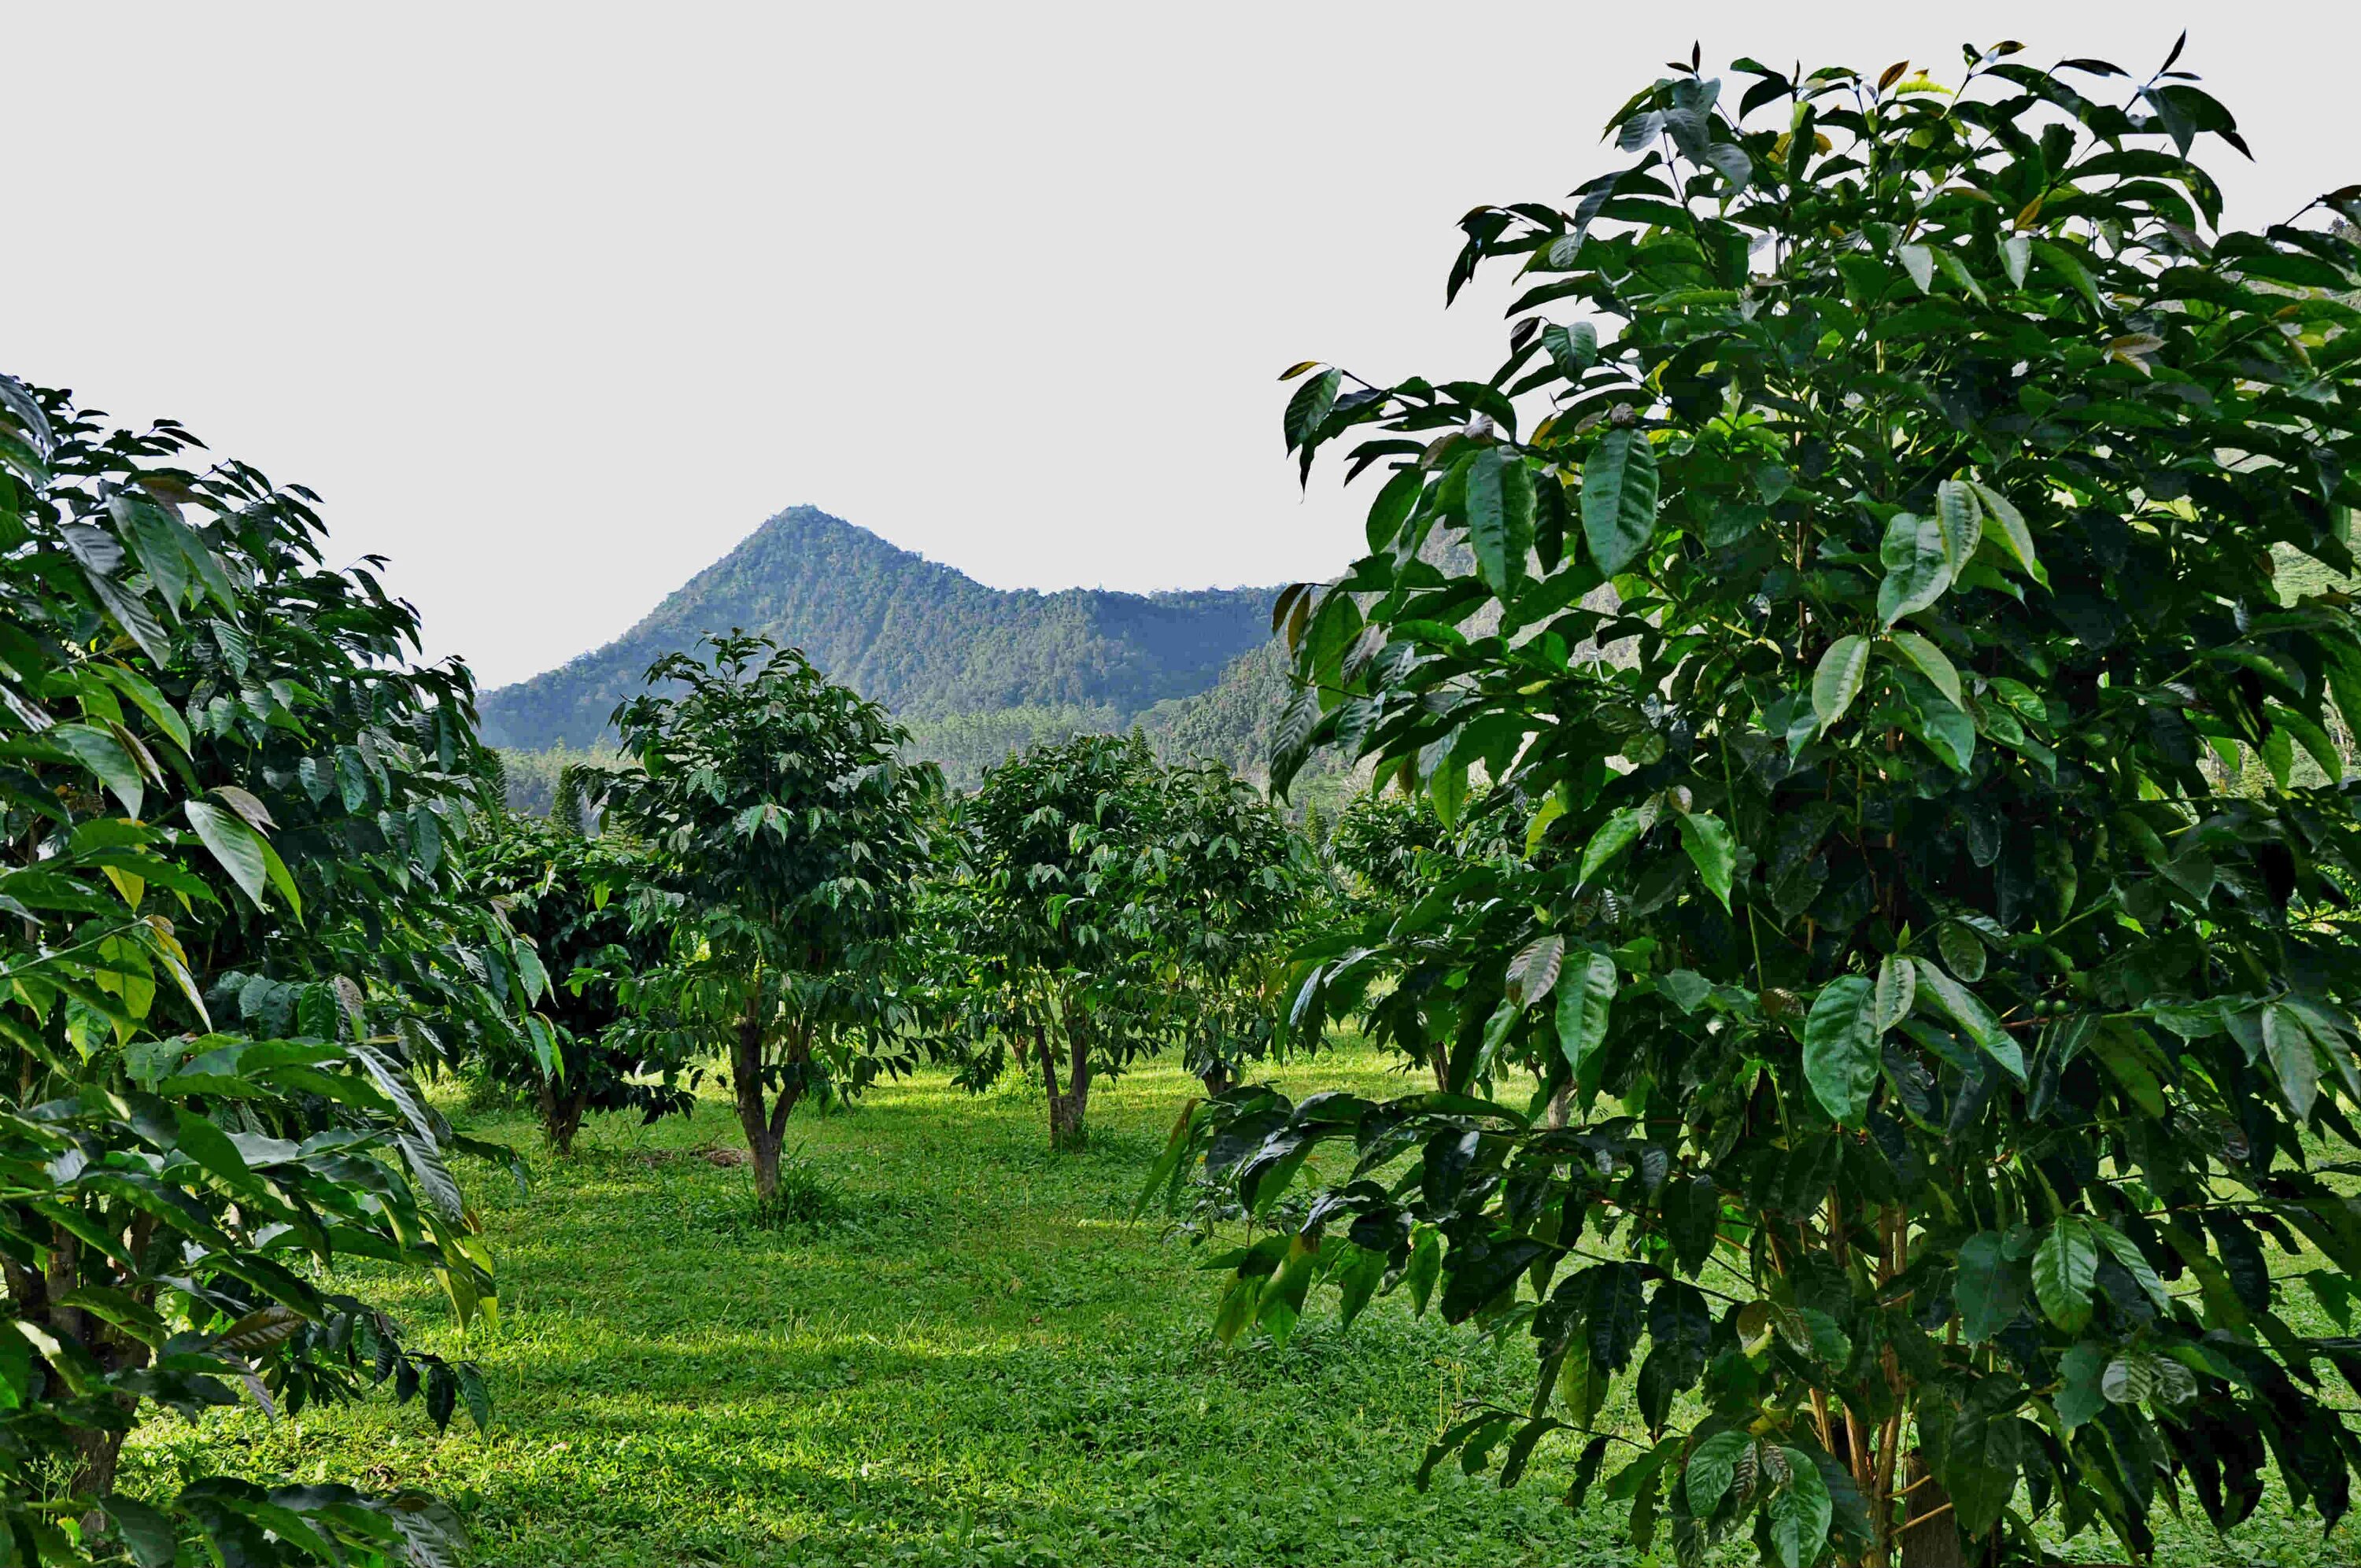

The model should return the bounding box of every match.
[466,802,691,1153]
[1,379,494,1565]
[593,634,937,1203]
[1160,43,2361,1566]
[1145,762,1307,1097]
[954,734,1168,1149]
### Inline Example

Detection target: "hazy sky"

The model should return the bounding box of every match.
[11,4,2359,688]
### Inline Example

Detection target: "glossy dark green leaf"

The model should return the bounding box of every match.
[1803,976,1879,1127]
[1877,513,1951,625]
[1811,636,1871,736]
[2033,1217,2099,1333]
[1555,951,1617,1078]
[1580,429,1659,576]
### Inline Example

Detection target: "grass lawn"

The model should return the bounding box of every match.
[123,1040,2352,1566]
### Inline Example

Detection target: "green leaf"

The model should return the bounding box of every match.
[1284,368,1340,450]
[94,662,194,755]
[51,722,143,819]
[1811,636,1871,736]
[1365,467,1424,552]
[99,1496,177,1568]
[1676,811,1735,911]
[2034,238,2104,313]
[1506,934,1564,1007]
[2055,1341,2107,1432]
[185,799,273,912]
[2093,1221,2169,1313]
[2033,1216,2100,1334]
[1542,321,1598,378]
[1965,481,2047,588]
[1768,1448,1834,1568]
[1934,480,1982,577]
[1936,922,1986,984]
[1877,513,1951,625]
[1886,633,1961,710]
[1580,429,1659,576]
[2263,1002,2320,1119]
[2001,234,2030,288]
[1802,976,1879,1127]
[1555,951,1617,1079]
[1466,448,1535,597]
[1955,1231,2025,1343]
[1897,242,1934,293]
[1684,1430,1751,1515]
[1578,806,1649,887]
[1915,962,2023,1082]
[1874,955,1915,1033]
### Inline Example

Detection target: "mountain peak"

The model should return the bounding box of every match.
[478,507,1278,754]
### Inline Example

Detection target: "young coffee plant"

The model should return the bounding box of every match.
[1158,41,2361,1567]
[466,802,693,1153]
[592,633,938,1203]
[951,734,1173,1149]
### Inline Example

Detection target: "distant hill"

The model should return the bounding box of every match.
[480,507,1279,758]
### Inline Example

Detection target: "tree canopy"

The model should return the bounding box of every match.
[594,633,940,1201]
[1166,40,2361,1568]
[0,379,499,1564]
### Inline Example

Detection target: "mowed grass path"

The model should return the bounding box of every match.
[125,1041,2346,1566]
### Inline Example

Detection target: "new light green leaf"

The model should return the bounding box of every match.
[1580,428,1659,577]
[1811,636,1871,736]
[1802,975,1879,1127]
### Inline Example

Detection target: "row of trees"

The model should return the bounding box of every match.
[462,637,1323,1193]
[0,369,1329,1558]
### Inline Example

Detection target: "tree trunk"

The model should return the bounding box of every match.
[537,1080,590,1156]
[1199,1058,1234,1098]
[1897,1453,1964,1568]
[733,1001,810,1204]
[1044,1018,1091,1150]
[1539,1078,1574,1130]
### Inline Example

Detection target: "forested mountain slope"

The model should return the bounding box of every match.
[481,507,1277,751]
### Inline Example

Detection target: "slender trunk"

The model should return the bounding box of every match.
[735,998,786,1201]
[537,1080,590,1156]
[1047,1015,1091,1150]
[1198,1061,1233,1098]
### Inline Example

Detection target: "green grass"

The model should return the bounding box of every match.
[124,1042,2350,1566]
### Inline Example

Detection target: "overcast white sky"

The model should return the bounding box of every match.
[11,4,2359,688]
